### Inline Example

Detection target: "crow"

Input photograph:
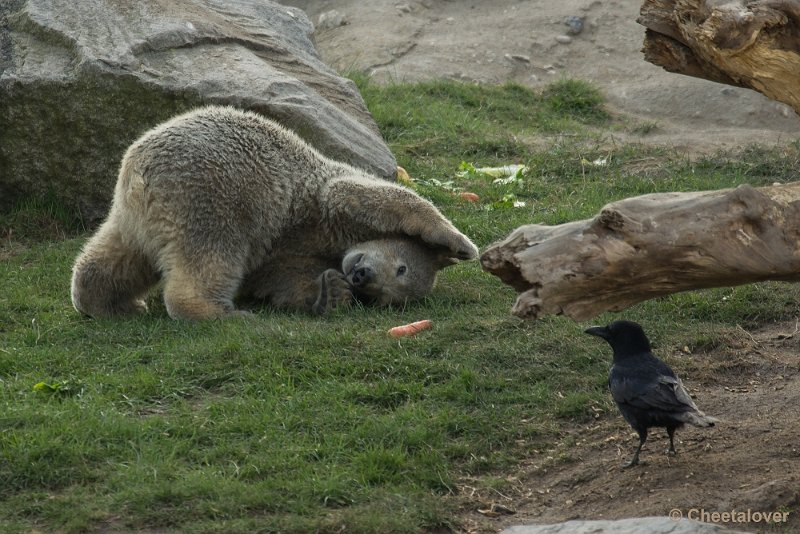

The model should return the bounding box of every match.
[585,320,718,467]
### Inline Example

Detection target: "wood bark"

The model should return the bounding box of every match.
[480,182,800,321]
[639,0,800,115]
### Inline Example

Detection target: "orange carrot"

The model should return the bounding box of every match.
[459,191,480,202]
[388,319,433,338]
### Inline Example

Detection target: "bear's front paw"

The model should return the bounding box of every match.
[453,235,480,260]
[312,269,354,315]
[424,229,479,261]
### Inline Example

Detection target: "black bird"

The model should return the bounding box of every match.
[585,320,718,467]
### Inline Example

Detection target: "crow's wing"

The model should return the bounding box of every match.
[670,376,701,410]
[610,369,696,413]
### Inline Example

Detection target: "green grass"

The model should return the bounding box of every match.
[3,77,800,532]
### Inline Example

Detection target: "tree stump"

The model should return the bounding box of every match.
[480,182,800,321]
[639,0,800,116]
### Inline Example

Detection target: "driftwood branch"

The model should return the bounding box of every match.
[639,0,800,115]
[481,182,800,321]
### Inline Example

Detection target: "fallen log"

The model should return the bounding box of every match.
[639,0,800,116]
[480,182,800,321]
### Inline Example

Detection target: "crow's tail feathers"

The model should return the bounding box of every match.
[681,411,719,427]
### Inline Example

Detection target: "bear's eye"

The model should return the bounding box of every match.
[396,265,407,276]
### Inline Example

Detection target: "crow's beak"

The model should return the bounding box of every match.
[584,326,609,339]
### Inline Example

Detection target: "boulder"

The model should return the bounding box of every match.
[0,0,396,223]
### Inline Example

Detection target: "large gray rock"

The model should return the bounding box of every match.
[502,517,752,534]
[0,0,396,223]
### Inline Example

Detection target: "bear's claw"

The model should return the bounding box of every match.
[312,269,354,315]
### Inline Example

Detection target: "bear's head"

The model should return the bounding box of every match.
[341,238,461,306]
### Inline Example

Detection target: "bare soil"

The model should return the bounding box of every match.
[278,2,800,531]
[281,0,800,154]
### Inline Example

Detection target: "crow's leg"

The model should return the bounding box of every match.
[624,430,647,468]
[666,426,677,456]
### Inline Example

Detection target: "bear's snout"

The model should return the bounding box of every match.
[350,266,374,287]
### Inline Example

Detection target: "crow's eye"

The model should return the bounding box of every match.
[396,265,407,276]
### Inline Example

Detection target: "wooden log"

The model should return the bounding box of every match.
[480,182,800,321]
[639,0,800,115]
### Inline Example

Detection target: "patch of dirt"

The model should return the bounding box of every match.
[452,320,800,533]
[279,0,800,155]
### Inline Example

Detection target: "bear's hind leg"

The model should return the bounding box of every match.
[71,222,159,318]
[162,259,250,320]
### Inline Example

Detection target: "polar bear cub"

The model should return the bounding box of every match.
[71,106,478,320]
